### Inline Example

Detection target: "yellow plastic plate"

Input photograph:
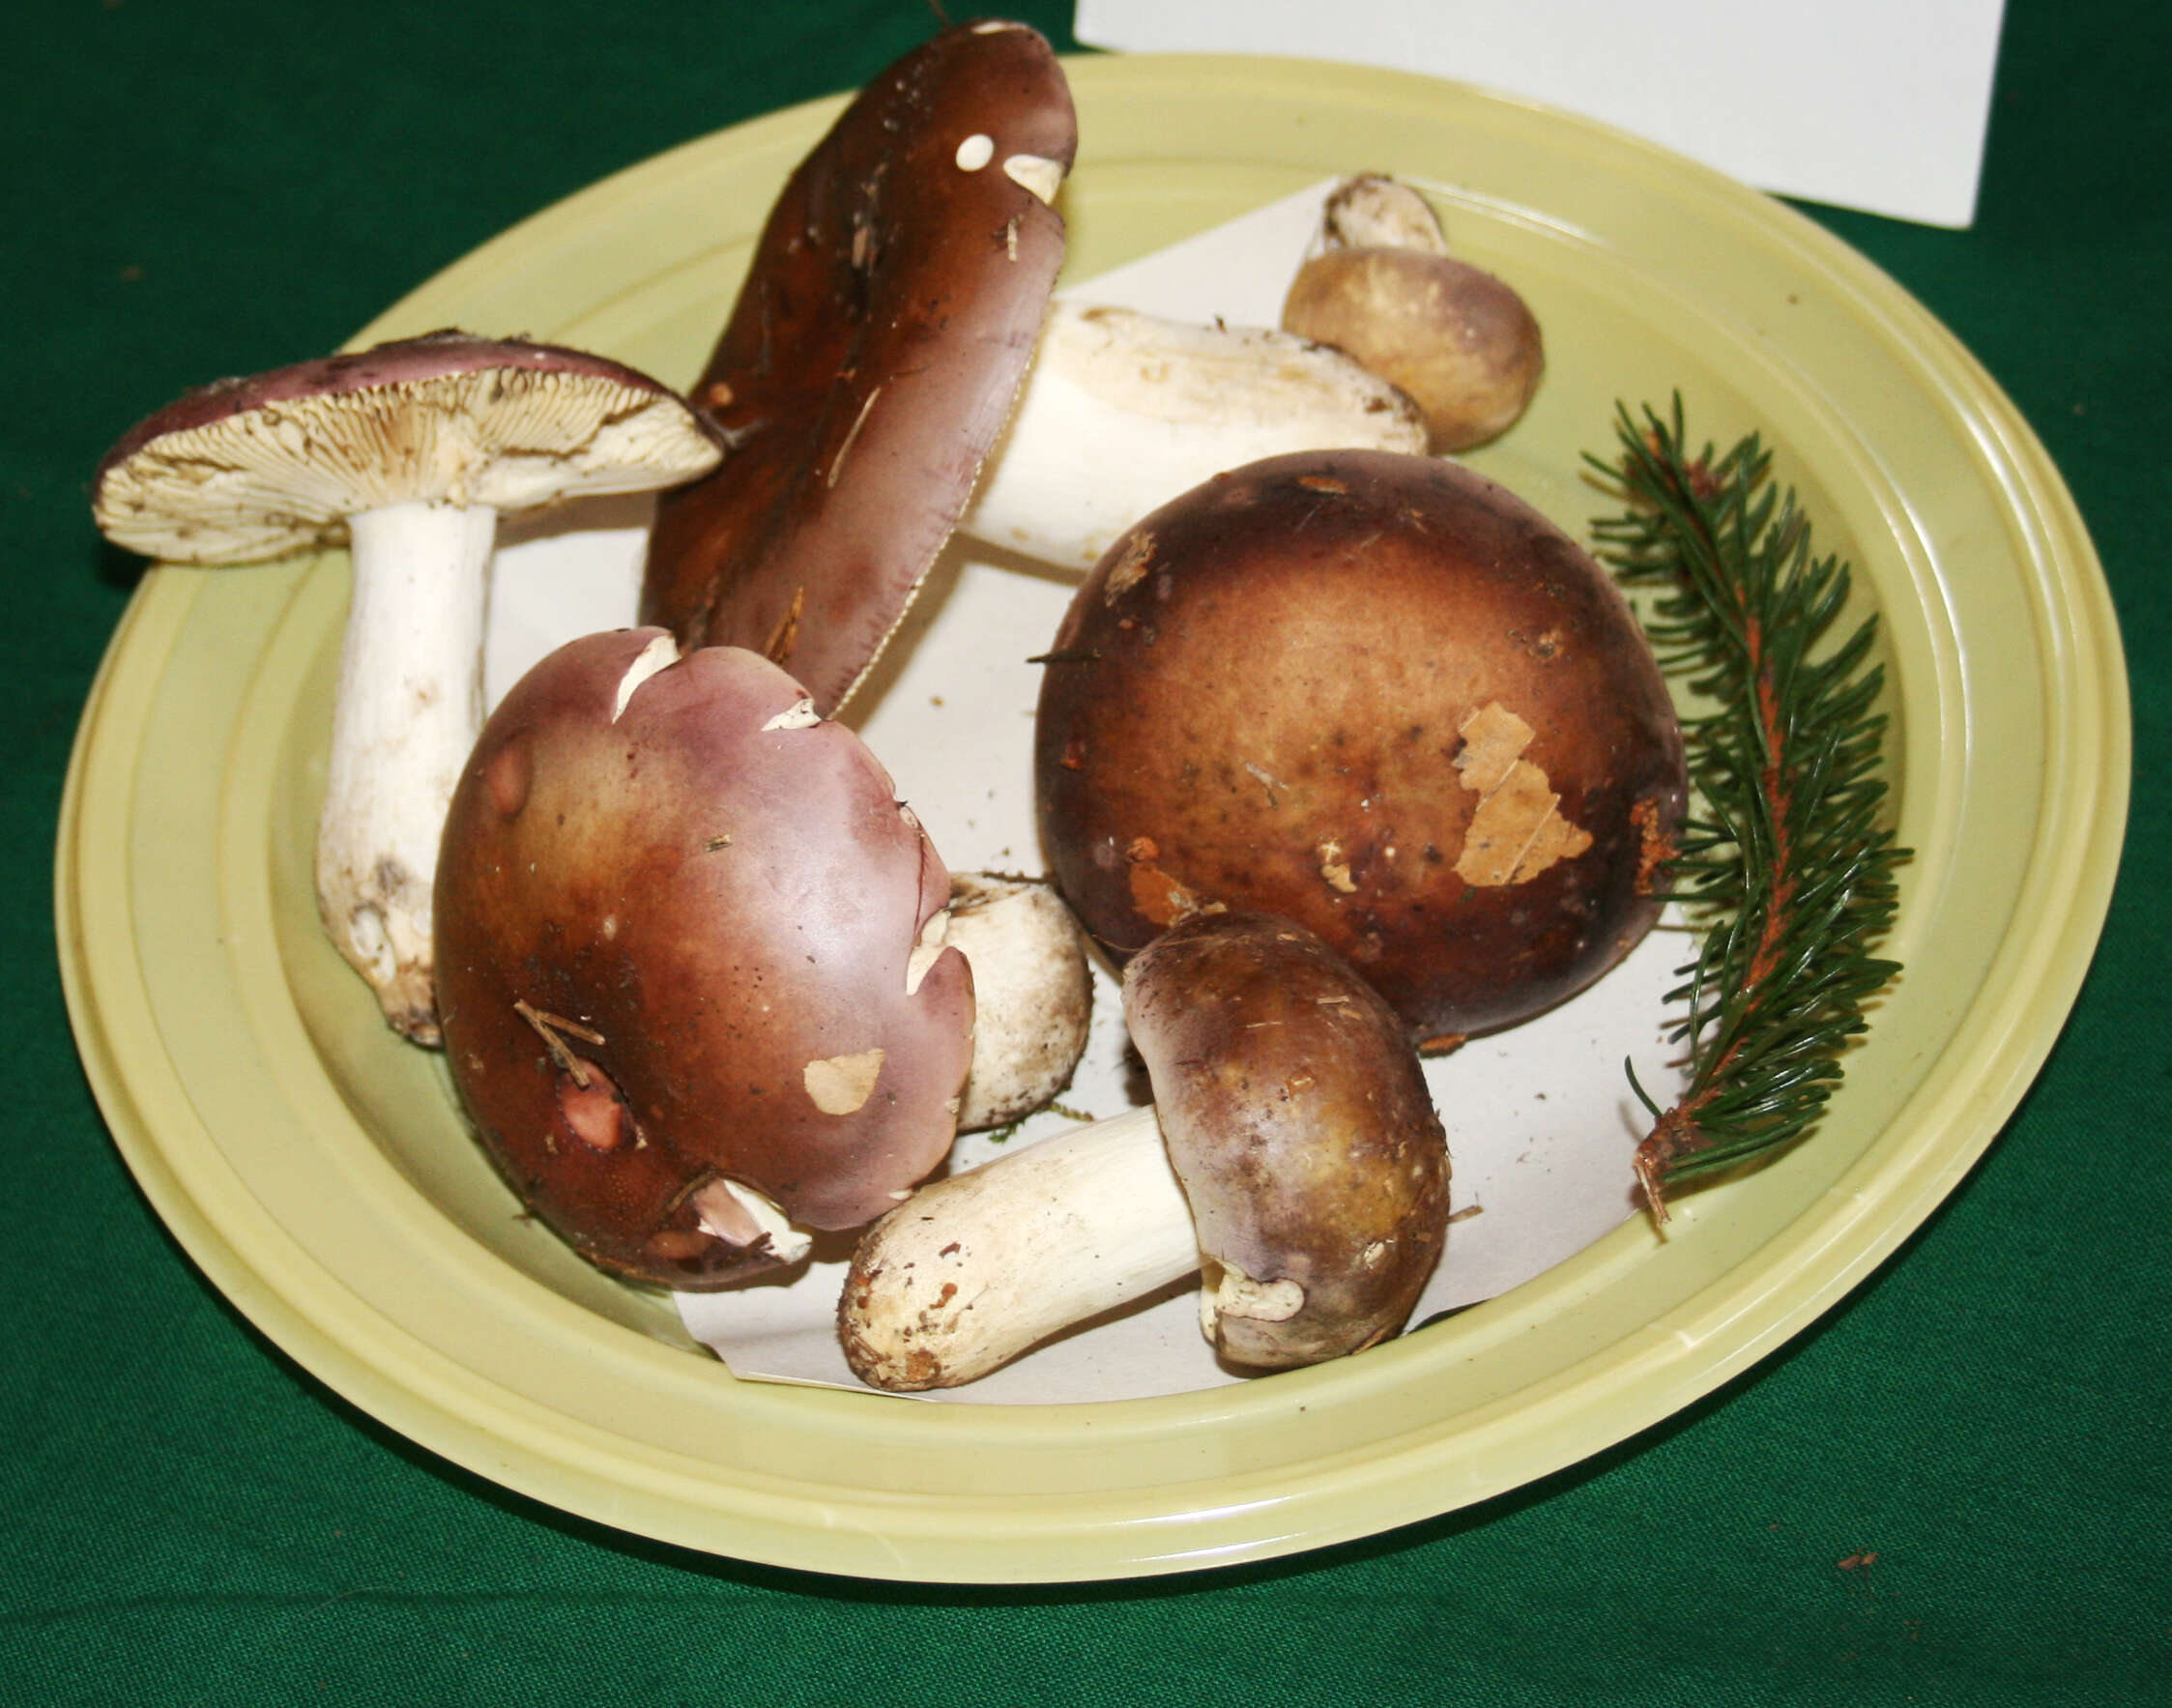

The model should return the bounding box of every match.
[57,55,2127,1582]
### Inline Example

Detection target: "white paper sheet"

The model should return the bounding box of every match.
[1073,0,2008,228]
[485,183,1689,1405]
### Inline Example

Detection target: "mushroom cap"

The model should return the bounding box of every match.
[91,330,726,565]
[1034,448,1687,1041]
[433,627,973,1289]
[641,19,1077,715]
[1123,910,1450,1369]
[1282,247,1544,451]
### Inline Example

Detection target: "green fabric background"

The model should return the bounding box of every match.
[5,1,2165,1702]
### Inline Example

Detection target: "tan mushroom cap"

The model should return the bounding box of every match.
[1034,448,1687,1041]
[642,19,1077,716]
[1124,911,1451,1369]
[433,628,974,1289]
[92,330,725,563]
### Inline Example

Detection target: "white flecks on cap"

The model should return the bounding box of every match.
[803,1049,887,1115]
[1002,153,1064,206]
[955,132,996,172]
[612,632,680,722]
[760,696,821,732]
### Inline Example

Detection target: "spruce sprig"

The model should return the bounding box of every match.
[1586,400,1906,1220]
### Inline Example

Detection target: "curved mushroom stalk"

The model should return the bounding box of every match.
[955,302,1429,572]
[841,912,1450,1390]
[314,500,496,1040]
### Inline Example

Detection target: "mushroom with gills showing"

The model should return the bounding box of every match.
[1033,448,1688,1043]
[432,627,974,1288]
[1281,173,1545,452]
[91,331,726,1043]
[641,19,1080,715]
[840,910,1450,1389]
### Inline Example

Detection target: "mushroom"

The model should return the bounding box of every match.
[432,627,974,1288]
[1033,449,1687,1042]
[840,911,1450,1389]
[944,872,1093,1132]
[91,331,725,1042]
[953,301,1429,573]
[1281,174,1545,451]
[641,19,1079,715]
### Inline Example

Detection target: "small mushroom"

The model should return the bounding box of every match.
[91,331,725,1042]
[642,19,1079,715]
[1033,449,1687,1041]
[433,628,974,1288]
[954,301,1429,572]
[1281,174,1544,451]
[839,911,1450,1389]
[944,872,1093,1132]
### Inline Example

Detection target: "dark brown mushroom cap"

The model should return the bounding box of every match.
[641,20,1076,715]
[92,330,725,564]
[1123,910,1450,1369]
[1035,449,1686,1040]
[433,627,973,1289]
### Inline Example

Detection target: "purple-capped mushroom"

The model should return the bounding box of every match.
[91,331,725,1042]
[432,627,974,1288]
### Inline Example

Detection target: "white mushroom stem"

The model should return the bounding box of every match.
[314,498,497,1044]
[839,1105,1199,1390]
[956,302,1428,572]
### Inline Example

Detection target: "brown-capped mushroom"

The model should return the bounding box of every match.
[641,19,1078,715]
[839,911,1450,1389]
[91,331,725,1042]
[1033,449,1687,1042]
[1281,174,1544,451]
[433,627,973,1288]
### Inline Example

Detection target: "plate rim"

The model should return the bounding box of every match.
[56,51,2130,1582]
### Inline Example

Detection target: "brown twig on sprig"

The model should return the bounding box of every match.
[1587,400,1906,1221]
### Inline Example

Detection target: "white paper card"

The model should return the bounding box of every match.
[487,183,1687,1405]
[1073,0,2007,228]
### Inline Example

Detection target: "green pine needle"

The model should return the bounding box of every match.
[1586,399,1907,1219]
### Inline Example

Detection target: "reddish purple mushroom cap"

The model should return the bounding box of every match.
[433,628,975,1288]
